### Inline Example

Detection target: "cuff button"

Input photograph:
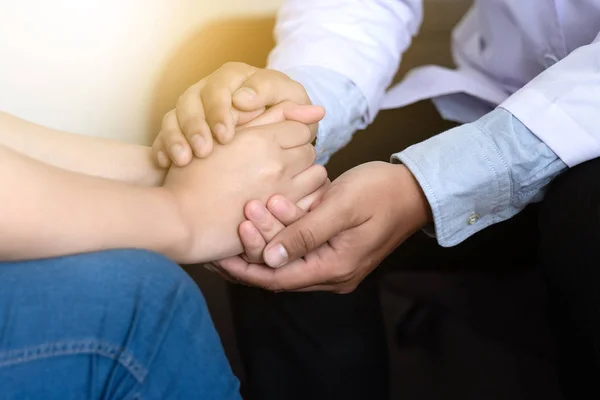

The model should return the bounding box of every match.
[467,213,480,225]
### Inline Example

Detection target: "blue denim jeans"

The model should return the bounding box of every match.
[0,249,241,399]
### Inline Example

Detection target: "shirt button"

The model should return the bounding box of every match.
[467,213,480,225]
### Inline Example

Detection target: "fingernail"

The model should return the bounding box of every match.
[170,143,185,158]
[265,244,288,268]
[214,123,228,140]
[191,134,206,154]
[157,151,169,167]
[234,87,256,102]
[269,196,290,214]
[248,203,267,221]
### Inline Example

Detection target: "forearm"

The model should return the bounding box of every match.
[0,111,166,186]
[0,145,186,261]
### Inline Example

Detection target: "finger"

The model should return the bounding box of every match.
[274,121,314,149]
[200,62,257,144]
[159,110,193,167]
[295,179,331,212]
[291,163,328,191]
[236,108,266,126]
[242,182,329,265]
[281,143,317,179]
[245,201,285,243]
[282,103,324,140]
[267,195,308,226]
[151,136,172,168]
[232,69,310,111]
[262,194,353,268]
[175,81,215,158]
[238,219,268,263]
[282,103,324,123]
[240,103,324,140]
[221,243,340,291]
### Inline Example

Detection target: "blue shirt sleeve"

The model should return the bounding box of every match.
[282,66,368,165]
[393,107,568,247]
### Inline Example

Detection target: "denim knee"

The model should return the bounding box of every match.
[50,248,206,310]
[0,250,239,399]
[0,249,211,367]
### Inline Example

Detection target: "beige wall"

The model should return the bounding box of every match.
[0,0,283,144]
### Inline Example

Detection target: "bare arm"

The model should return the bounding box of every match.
[0,117,323,263]
[0,144,185,261]
[0,111,165,186]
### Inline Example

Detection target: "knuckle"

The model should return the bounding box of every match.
[289,80,310,103]
[261,161,285,181]
[299,122,311,136]
[293,226,318,254]
[181,115,207,136]
[307,145,317,164]
[175,94,187,110]
[162,129,184,144]
[314,164,328,181]
[250,75,274,94]
[161,109,177,126]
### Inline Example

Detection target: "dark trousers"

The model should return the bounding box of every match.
[229,103,599,399]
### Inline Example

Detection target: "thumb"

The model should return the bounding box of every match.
[282,103,325,125]
[262,193,350,268]
[239,103,324,130]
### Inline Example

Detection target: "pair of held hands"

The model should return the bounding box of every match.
[158,62,432,293]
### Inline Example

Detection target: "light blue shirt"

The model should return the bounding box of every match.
[285,66,567,247]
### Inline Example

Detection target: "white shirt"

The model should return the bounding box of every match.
[269,0,600,167]
[266,0,597,246]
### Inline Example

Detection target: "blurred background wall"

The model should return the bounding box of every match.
[0,0,282,144]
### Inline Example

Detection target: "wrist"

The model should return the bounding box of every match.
[392,163,433,230]
[134,147,168,187]
[139,187,192,262]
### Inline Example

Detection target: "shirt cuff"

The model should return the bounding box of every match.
[392,108,567,247]
[393,122,511,246]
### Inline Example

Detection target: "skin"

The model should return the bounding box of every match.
[0,104,326,264]
[154,62,433,292]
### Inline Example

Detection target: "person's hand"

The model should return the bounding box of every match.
[216,162,433,293]
[162,120,327,264]
[152,62,313,167]
[207,181,329,281]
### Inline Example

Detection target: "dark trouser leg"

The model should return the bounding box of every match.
[229,101,453,400]
[384,205,561,400]
[230,273,388,400]
[539,158,600,399]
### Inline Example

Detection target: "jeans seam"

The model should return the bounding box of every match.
[0,339,148,383]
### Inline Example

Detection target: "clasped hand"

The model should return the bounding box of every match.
[155,62,432,292]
